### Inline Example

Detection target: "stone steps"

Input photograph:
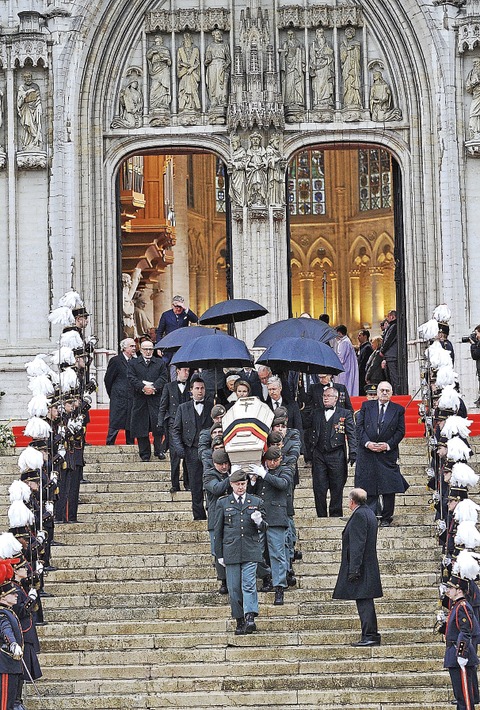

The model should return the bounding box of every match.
[0,440,470,709]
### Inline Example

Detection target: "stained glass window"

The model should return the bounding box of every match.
[288,150,326,216]
[215,158,226,213]
[359,148,392,211]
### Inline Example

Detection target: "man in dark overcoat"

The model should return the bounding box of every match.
[310,387,357,517]
[157,365,191,491]
[333,487,383,647]
[355,381,408,527]
[127,340,168,461]
[171,377,213,520]
[104,337,136,445]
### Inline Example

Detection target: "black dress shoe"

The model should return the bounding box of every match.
[259,575,273,593]
[184,485,190,491]
[234,617,246,635]
[80,478,91,484]
[351,638,381,647]
[274,587,284,605]
[287,570,297,587]
[378,520,391,528]
[43,565,57,572]
[170,487,180,493]
[218,581,228,595]
[293,549,303,561]
[157,453,166,460]
[244,612,257,633]
[40,591,55,598]
[51,541,66,546]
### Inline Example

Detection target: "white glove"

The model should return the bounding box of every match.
[251,510,263,525]
[36,562,44,575]
[10,643,22,660]
[50,472,58,485]
[248,464,264,477]
[457,656,468,667]
[58,446,66,458]
[217,558,225,567]
[436,519,446,535]
[438,583,447,597]
[36,531,46,544]
[28,589,37,601]
[256,468,266,479]
[45,502,54,514]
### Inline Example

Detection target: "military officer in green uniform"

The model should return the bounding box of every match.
[214,469,267,635]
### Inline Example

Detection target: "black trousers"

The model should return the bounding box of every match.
[449,665,477,709]
[184,447,206,520]
[367,493,395,523]
[312,447,348,517]
[385,359,399,394]
[106,427,134,445]
[56,465,81,522]
[137,433,163,461]
[0,672,21,710]
[167,427,188,490]
[355,598,379,641]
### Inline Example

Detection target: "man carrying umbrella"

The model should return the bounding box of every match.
[155,296,198,375]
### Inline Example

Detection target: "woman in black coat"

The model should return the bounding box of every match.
[365,337,384,386]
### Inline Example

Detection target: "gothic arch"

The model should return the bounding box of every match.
[349,236,372,268]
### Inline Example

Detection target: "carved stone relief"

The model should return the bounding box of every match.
[309,27,334,121]
[16,69,47,167]
[177,33,201,125]
[340,26,362,120]
[205,29,231,124]
[147,35,172,126]
[369,67,402,122]
[280,30,306,123]
[111,69,143,129]
[466,58,480,155]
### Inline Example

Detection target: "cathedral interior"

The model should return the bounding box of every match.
[119,145,396,339]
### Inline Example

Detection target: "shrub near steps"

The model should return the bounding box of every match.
[0,440,474,709]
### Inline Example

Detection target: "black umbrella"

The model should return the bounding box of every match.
[199,298,268,326]
[254,317,337,348]
[170,331,253,370]
[155,325,217,351]
[256,336,344,375]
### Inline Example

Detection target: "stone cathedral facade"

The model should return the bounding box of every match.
[1,0,480,416]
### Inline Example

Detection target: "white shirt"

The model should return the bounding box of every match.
[324,407,335,422]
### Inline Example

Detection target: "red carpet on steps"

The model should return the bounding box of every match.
[12,396,480,447]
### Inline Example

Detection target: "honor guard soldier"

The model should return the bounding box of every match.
[0,561,24,710]
[203,448,231,594]
[12,555,42,709]
[444,559,480,710]
[214,468,267,635]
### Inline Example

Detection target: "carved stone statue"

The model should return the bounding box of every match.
[245,132,268,206]
[112,78,143,129]
[133,292,153,337]
[369,70,402,122]
[309,28,334,110]
[122,267,142,338]
[177,33,201,114]
[17,72,43,150]
[0,87,3,129]
[266,134,284,205]
[147,35,172,110]
[280,30,306,118]
[205,29,231,113]
[466,59,480,139]
[228,134,247,207]
[340,27,362,110]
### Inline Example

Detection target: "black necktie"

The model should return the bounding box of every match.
[238,496,243,505]
[325,407,334,412]
[378,404,385,433]
[274,401,279,409]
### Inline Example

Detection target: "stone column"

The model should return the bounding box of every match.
[349,269,361,328]
[299,271,315,316]
[370,267,384,326]
[171,155,190,301]
[196,269,208,315]
[330,271,338,324]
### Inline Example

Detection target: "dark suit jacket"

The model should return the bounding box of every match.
[306,382,353,411]
[355,399,408,495]
[332,504,383,600]
[265,395,304,443]
[157,380,190,428]
[127,356,168,438]
[381,319,397,360]
[311,407,357,460]
[104,353,134,430]
[171,398,214,455]
[358,341,373,392]
[155,308,198,341]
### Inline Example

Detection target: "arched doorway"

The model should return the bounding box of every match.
[286,143,407,392]
[116,150,230,342]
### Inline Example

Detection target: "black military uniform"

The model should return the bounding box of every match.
[203,450,231,589]
[12,557,42,708]
[0,575,24,710]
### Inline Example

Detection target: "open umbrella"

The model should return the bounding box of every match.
[256,336,344,375]
[171,331,253,370]
[253,317,337,348]
[155,325,217,351]
[199,299,268,326]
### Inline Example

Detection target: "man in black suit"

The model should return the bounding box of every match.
[127,340,168,461]
[171,377,213,520]
[310,387,357,517]
[355,380,408,526]
[380,310,399,393]
[157,366,191,492]
[104,338,136,445]
[265,376,304,442]
[357,330,373,395]
[306,372,353,411]
[333,488,383,647]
